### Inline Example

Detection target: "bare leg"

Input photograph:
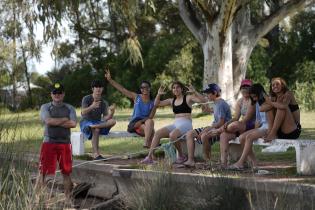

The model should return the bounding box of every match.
[220,132,236,167]
[62,174,73,200]
[226,121,246,133]
[147,127,170,159]
[201,133,211,161]
[183,130,198,166]
[234,129,266,168]
[91,128,100,157]
[90,119,116,129]
[169,129,183,157]
[265,107,296,141]
[143,119,154,147]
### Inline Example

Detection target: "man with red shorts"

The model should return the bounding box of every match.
[38,83,77,200]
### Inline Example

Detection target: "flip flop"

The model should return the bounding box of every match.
[94,155,106,161]
[227,164,244,171]
[183,162,196,168]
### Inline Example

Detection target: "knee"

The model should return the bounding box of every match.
[154,130,164,139]
[93,128,100,134]
[186,130,194,139]
[109,119,116,126]
[145,119,154,126]
[245,134,254,142]
[169,132,178,141]
[200,134,208,143]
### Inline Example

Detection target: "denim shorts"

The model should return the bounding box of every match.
[80,120,111,140]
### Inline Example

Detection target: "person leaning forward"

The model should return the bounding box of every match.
[36,83,77,202]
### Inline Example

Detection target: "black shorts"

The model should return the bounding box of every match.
[277,122,301,139]
[127,118,145,134]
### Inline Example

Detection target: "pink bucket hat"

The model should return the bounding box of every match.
[240,79,252,87]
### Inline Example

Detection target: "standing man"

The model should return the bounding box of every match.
[38,83,77,201]
[80,79,116,160]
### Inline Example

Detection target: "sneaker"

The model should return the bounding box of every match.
[94,155,106,161]
[140,156,154,164]
[174,156,188,164]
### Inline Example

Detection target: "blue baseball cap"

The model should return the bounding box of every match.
[202,83,221,93]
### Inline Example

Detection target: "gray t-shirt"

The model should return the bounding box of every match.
[40,102,77,143]
[81,94,108,121]
[213,98,232,125]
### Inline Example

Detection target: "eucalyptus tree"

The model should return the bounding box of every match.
[0,0,41,108]
[110,0,314,101]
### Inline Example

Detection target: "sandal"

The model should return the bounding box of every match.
[174,156,188,164]
[183,161,195,168]
[140,156,154,164]
[94,155,106,161]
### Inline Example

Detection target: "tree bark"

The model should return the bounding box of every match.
[179,0,312,103]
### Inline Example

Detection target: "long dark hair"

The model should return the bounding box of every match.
[249,83,267,105]
[137,80,153,100]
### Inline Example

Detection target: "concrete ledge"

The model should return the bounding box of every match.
[229,138,315,175]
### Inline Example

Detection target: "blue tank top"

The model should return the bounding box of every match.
[130,94,154,122]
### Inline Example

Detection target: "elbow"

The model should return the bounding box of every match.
[70,121,77,128]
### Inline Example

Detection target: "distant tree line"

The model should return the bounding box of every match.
[0,1,314,110]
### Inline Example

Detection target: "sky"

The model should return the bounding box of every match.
[33,44,54,75]
[33,21,71,75]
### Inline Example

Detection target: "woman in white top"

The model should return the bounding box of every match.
[228,84,270,170]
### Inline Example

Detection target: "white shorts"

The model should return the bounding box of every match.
[165,117,192,135]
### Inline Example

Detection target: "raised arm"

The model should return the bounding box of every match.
[154,86,172,107]
[186,85,207,105]
[105,68,137,100]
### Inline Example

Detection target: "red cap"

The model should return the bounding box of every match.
[240,79,252,87]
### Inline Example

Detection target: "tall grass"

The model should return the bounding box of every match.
[122,167,315,210]
[0,110,50,209]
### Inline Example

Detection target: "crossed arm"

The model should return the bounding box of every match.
[45,117,76,128]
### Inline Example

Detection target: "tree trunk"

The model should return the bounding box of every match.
[202,24,234,103]
[178,0,312,105]
[20,37,33,108]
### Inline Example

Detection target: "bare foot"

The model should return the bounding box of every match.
[264,133,276,142]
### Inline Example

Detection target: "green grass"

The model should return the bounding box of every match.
[1,108,315,163]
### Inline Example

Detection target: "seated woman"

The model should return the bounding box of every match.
[228,83,270,170]
[219,79,256,168]
[105,69,157,148]
[264,77,301,141]
[141,82,206,164]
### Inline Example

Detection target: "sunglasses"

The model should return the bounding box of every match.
[52,90,63,95]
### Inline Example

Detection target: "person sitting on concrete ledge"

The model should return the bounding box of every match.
[219,79,256,168]
[80,79,116,160]
[263,77,301,141]
[183,83,232,168]
[105,68,157,148]
[141,82,206,165]
[228,83,270,170]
